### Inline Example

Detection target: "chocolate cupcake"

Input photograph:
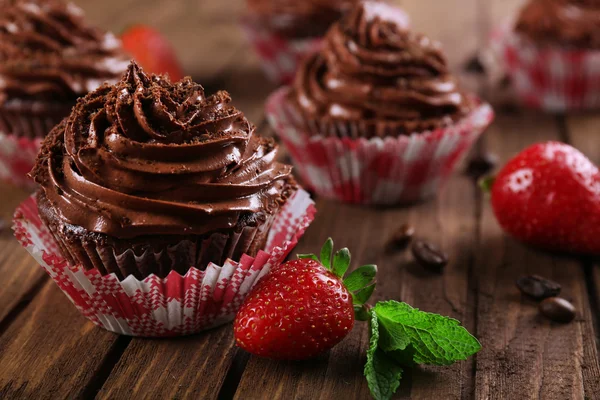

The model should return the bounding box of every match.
[241,0,406,85]
[493,0,600,110]
[0,0,128,188]
[266,1,494,204]
[31,61,297,281]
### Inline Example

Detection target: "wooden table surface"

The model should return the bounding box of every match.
[1,0,599,399]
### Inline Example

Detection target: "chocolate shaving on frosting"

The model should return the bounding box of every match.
[0,0,129,104]
[515,0,600,48]
[32,62,295,238]
[290,0,472,137]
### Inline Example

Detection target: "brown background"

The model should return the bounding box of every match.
[0,0,599,399]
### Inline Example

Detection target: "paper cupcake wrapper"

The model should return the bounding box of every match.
[0,132,42,190]
[266,88,494,205]
[240,17,323,86]
[13,189,316,337]
[491,21,600,111]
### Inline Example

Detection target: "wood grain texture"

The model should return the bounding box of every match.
[97,325,237,400]
[0,281,123,399]
[0,0,599,399]
[0,183,45,325]
[474,113,600,399]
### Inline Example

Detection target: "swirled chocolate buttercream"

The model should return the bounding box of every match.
[0,0,128,104]
[290,1,472,137]
[32,62,295,239]
[515,0,600,48]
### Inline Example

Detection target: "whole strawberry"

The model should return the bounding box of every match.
[234,239,376,360]
[489,141,600,255]
[121,25,184,81]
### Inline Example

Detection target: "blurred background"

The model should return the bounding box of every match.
[72,0,525,120]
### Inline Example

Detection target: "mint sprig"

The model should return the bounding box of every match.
[365,312,404,400]
[301,239,481,400]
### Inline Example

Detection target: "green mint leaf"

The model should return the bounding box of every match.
[352,283,376,306]
[365,312,403,400]
[374,301,481,366]
[297,254,319,262]
[332,248,351,278]
[320,238,334,270]
[344,264,377,292]
[386,347,417,368]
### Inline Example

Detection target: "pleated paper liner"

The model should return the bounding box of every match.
[0,101,71,189]
[491,21,600,111]
[266,87,494,205]
[13,188,316,337]
[240,16,323,86]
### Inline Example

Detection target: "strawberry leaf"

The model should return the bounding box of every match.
[365,312,403,400]
[373,301,481,365]
[332,248,351,278]
[297,254,319,262]
[352,283,376,306]
[320,238,334,270]
[344,264,377,292]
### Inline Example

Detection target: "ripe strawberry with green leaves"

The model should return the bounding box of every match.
[485,141,600,255]
[121,25,184,81]
[234,239,376,360]
[234,239,481,400]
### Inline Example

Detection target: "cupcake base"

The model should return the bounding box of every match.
[266,87,494,205]
[0,100,72,189]
[491,21,600,111]
[13,188,316,337]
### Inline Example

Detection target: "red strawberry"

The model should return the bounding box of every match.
[121,25,184,81]
[488,141,600,255]
[234,239,377,360]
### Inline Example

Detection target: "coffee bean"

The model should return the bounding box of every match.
[539,297,576,323]
[387,224,415,251]
[411,240,448,272]
[465,152,498,178]
[516,275,561,300]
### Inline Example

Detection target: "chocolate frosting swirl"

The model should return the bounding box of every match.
[32,62,295,239]
[246,0,359,37]
[0,0,129,104]
[515,0,600,48]
[290,1,472,137]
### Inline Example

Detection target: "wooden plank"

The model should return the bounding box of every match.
[474,113,600,399]
[562,114,600,397]
[97,325,237,400]
[0,281,124,399]
[0,182,46,325]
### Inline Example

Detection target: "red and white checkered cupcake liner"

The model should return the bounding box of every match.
[0,133,41,190]
[266,88,494,205]
[13,189,316,337]
[240,17,323,86]
[491,22,600,111]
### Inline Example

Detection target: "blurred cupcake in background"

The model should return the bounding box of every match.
[492,0,600,111]
[241,0,407,85]
[266,0,494,205]
[0,0,128,189]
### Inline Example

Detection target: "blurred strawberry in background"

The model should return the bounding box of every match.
[121,25,184,81]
